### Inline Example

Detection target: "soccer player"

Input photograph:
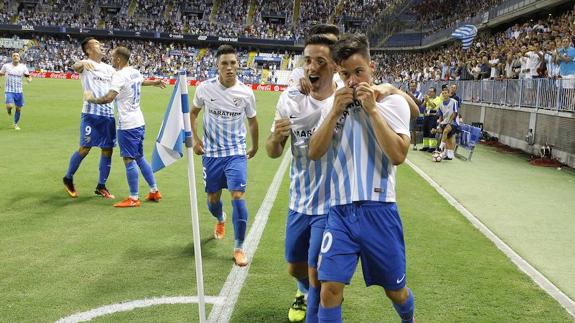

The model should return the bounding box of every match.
[85,46,165,207]
[190,44,259,267]
[288,24,341,94]
[437,88,459,160]
[309,34,415,323]
[266,34,338,323]
[0,52,31,130]
[62,37,116,199]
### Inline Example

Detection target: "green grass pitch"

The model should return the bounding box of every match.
[0,79,571,322]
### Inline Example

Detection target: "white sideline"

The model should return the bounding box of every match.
[55,296,225,323]
[208,151,292,323]
[55,151,291,323]
[406,159,575,319]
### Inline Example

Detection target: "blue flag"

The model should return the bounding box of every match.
[151,77,187,172]
[452,25,478,50]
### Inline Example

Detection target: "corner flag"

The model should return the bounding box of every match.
[151,77,185,172]
[151,71,207,323]
[452,25,478,50]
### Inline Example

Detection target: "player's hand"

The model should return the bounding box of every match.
[193,139,205,155]
[299,77,312,95]
[333,87,354,115]
[273,118,291,140]
[372,83,398,102]
[355,82,377,114]
[81,60,95,71]
[246,146,258,159]
[84,91,95,102]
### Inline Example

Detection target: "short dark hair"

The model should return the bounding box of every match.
[216,44,237,59]
[429,87,437,93]
[331,33,370,65]
[81,37,95,55]
[310,24,340,37]
[304,34,336,48]
[113,46,131,63]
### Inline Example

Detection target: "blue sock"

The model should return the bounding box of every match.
[232,199,248,248]
[318,304,342,323]
[207,200,224,222]
[125,160,139,198]
[65,151,85,179]
[135,157,157,190]
[306,285,320,323]
[14,110,21,124]
[392,288,415,323]
[98,155,112,185]
[297,278,309,294]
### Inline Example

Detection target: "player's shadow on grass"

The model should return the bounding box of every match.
[6,191,92,211]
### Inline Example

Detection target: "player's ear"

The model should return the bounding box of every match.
[369,61,376,74]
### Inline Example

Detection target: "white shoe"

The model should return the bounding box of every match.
[14,124,20,130]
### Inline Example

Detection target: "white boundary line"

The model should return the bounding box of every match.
[55,151,291,323]
[406,159,575,318]
[208,151,291,323]
[55,296,225,323]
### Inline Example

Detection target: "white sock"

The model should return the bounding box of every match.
[448,150,454,158]
[130,195,139,200]
[439,142,446,150]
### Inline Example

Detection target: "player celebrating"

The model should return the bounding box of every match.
[62,38,116,199]
[0,52,31,130]
[309,34,415,323]
[86,46,165,207]
[266,35,338,323]
[190,44,259,267]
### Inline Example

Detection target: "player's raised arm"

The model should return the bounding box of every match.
[308,86,352,160]
[142,79,166,88]
[72,60,95,73]
[373,83,419,120]
[356,83,410,165]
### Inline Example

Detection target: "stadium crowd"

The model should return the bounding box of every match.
[376,5,575,84]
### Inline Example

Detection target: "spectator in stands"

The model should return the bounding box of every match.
[420,87,441,152]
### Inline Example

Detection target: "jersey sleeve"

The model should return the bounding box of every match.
[379,94,410,137]
[23,65,30,76]
[271,91,290,132]
[244,89,257,118]
[192,84,204,109]
[287,68,304,87]
[109,71,125,93]
[0,64,6,74]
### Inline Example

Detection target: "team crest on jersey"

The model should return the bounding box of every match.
[232,97,241,107]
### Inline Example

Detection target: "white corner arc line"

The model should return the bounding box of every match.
[55,296,225,323]
[208,151,292,323]
[406,159,575,318]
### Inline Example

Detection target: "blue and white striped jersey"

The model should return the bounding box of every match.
[272,87,336,215]
[193,77,257,158]
[80,60,115,118]
[438,98,459,124]
[0,63,29,93]
[321,94,411,205]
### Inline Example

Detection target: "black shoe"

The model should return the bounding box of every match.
[95,184,115,199]
[443,157,453,160]
[419,147,429,151]
[63,177,78,198]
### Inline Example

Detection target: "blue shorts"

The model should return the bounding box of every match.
[285,210,327,269]
[118,126,145,159]
[202,155,247,193]
[5,92,24,107]
[79,113,116,148]
[441,122,460,139]
[318,202,407,290]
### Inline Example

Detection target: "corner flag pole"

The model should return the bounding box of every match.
[180,70,207,323]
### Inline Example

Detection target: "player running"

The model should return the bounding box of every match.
[190,44,259,267]
[0,52,32,130]
[85,46,165,207]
